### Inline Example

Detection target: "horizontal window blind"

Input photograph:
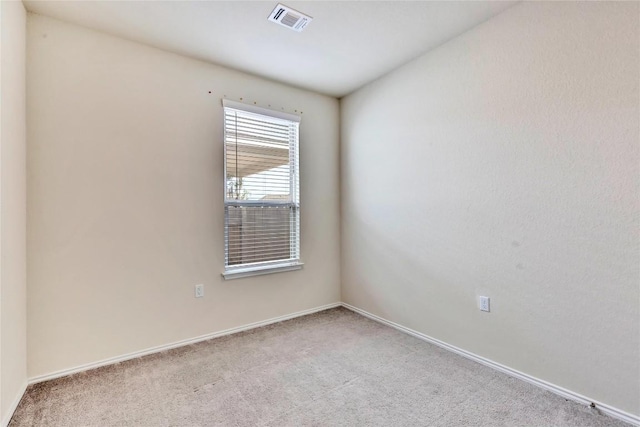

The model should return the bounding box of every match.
[223,102,300,270]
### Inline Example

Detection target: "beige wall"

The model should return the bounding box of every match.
[341,1,639,416]
[0,0,28,423]
[26,14,340,378]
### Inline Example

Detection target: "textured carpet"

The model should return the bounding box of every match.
[10,307,627,426]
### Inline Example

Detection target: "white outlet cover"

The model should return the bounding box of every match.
[195,284,204,298]
[479,296,490,312]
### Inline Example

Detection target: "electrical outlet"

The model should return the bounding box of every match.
[195,284,204,298]
[479,296,490,312]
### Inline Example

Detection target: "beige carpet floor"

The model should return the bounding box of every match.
[10,307,628,426]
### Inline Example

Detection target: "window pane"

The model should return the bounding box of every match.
[223,105,300,270]
[226,164,291,201]
[226,205,297,266]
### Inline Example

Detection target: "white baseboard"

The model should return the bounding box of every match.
[1,381,28,427]
[28,302,341,385]
[341,302,639,427]
[23,300,639,426]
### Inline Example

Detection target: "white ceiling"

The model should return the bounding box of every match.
[24,1,517,98]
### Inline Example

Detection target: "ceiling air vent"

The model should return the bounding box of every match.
[268,4,312,32]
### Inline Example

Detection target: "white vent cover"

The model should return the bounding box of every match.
[268,4,312,32]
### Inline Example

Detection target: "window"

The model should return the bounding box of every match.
[222,100,302,279]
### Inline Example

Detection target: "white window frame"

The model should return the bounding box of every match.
[221,99,303,280]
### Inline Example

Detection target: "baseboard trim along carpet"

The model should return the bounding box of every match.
[340,302,640,427]
[27,302,341,386]
[2,381,28,427]
[24,301,639,426]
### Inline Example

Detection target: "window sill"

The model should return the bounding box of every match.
[222,262,304,280]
